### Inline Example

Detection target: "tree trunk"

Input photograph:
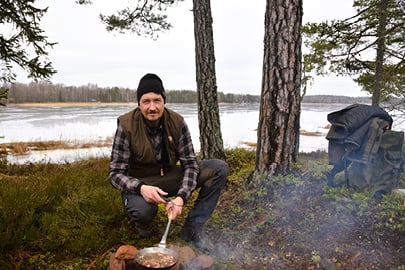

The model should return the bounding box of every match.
[254,0,303,177]
[372,0,389,107]
[192,0,225,160]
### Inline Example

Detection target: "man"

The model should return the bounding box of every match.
[109,73,228,252]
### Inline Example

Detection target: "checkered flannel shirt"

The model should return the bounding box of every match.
[109,120,199,202]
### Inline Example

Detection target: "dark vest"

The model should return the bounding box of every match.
[118,108,183,178]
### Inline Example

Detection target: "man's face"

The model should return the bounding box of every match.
[139,92,165,125]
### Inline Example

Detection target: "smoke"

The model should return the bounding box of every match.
[202,174,402,268]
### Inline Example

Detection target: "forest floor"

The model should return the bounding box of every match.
[192,152,405,269]
[1,148,404,269]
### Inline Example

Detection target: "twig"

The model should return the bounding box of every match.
[86,246,116,270]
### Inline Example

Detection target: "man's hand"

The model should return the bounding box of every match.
[165,196,184,220]
[140,185,168,203]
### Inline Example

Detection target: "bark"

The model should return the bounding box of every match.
[254,0,303,177]
[372,0,389,106]
[192,0,225,160]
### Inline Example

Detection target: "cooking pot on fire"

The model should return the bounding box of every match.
[135,212,178,269]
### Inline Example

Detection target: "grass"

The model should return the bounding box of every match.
[0,149,404,269]
[0,158,129,269]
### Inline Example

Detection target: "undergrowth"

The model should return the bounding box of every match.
[0,149,404,269]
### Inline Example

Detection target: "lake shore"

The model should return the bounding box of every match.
[1,102,333,163]
[5,101,358,107]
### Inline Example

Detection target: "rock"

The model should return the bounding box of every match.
[108,253,126,270]
[176,246,196,265]
[182,255,214,270]
[124,259,140,270]
[115,245,138,260]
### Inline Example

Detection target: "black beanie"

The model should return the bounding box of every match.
[136,73,166,104]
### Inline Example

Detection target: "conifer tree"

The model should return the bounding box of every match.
[0,0,56,105]
[303,0,405,106]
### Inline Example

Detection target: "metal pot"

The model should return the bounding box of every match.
[135,213,178,269]
[134,246,178,269]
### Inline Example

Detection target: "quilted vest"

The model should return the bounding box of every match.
[118,107,183,178]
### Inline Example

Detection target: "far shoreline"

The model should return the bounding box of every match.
[5,99,368,108]
[6,102,138,107]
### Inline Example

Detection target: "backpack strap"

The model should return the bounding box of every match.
[344,155,350,187]
[362,118,389,163]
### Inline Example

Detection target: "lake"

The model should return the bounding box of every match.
[1,103,394,164]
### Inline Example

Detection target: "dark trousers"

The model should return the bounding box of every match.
[121,159,228,230]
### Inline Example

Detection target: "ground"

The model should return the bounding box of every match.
[2,148,404,269]
[196,161,405,270]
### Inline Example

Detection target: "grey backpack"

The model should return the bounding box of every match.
[326,104,404,199]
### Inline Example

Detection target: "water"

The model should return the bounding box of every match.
[0,103,359,164]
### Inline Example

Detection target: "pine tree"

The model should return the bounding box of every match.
[302,0,405,106]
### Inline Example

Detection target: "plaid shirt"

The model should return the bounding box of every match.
[109,119,199,202]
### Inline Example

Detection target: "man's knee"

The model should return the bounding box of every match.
[203,159,228,173]
[216,159,229,176]
[130,206,156,224]
[199,159,229,188]
[214,159,228,184]
[123,193,157,224]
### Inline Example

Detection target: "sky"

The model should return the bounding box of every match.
[14,0,368,97]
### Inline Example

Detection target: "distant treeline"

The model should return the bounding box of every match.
[4,81,371,104]
[302,95,371,104]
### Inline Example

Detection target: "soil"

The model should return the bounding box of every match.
[201,169,405,269]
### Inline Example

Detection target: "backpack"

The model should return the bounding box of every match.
[326,104,404,199]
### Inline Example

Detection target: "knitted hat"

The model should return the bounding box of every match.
[136,73,166,104]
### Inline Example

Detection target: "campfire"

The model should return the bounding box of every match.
[108,244,214,270]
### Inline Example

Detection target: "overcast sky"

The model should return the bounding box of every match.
[15,0,367,97]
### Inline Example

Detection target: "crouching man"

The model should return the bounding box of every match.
[109,73,228,252]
